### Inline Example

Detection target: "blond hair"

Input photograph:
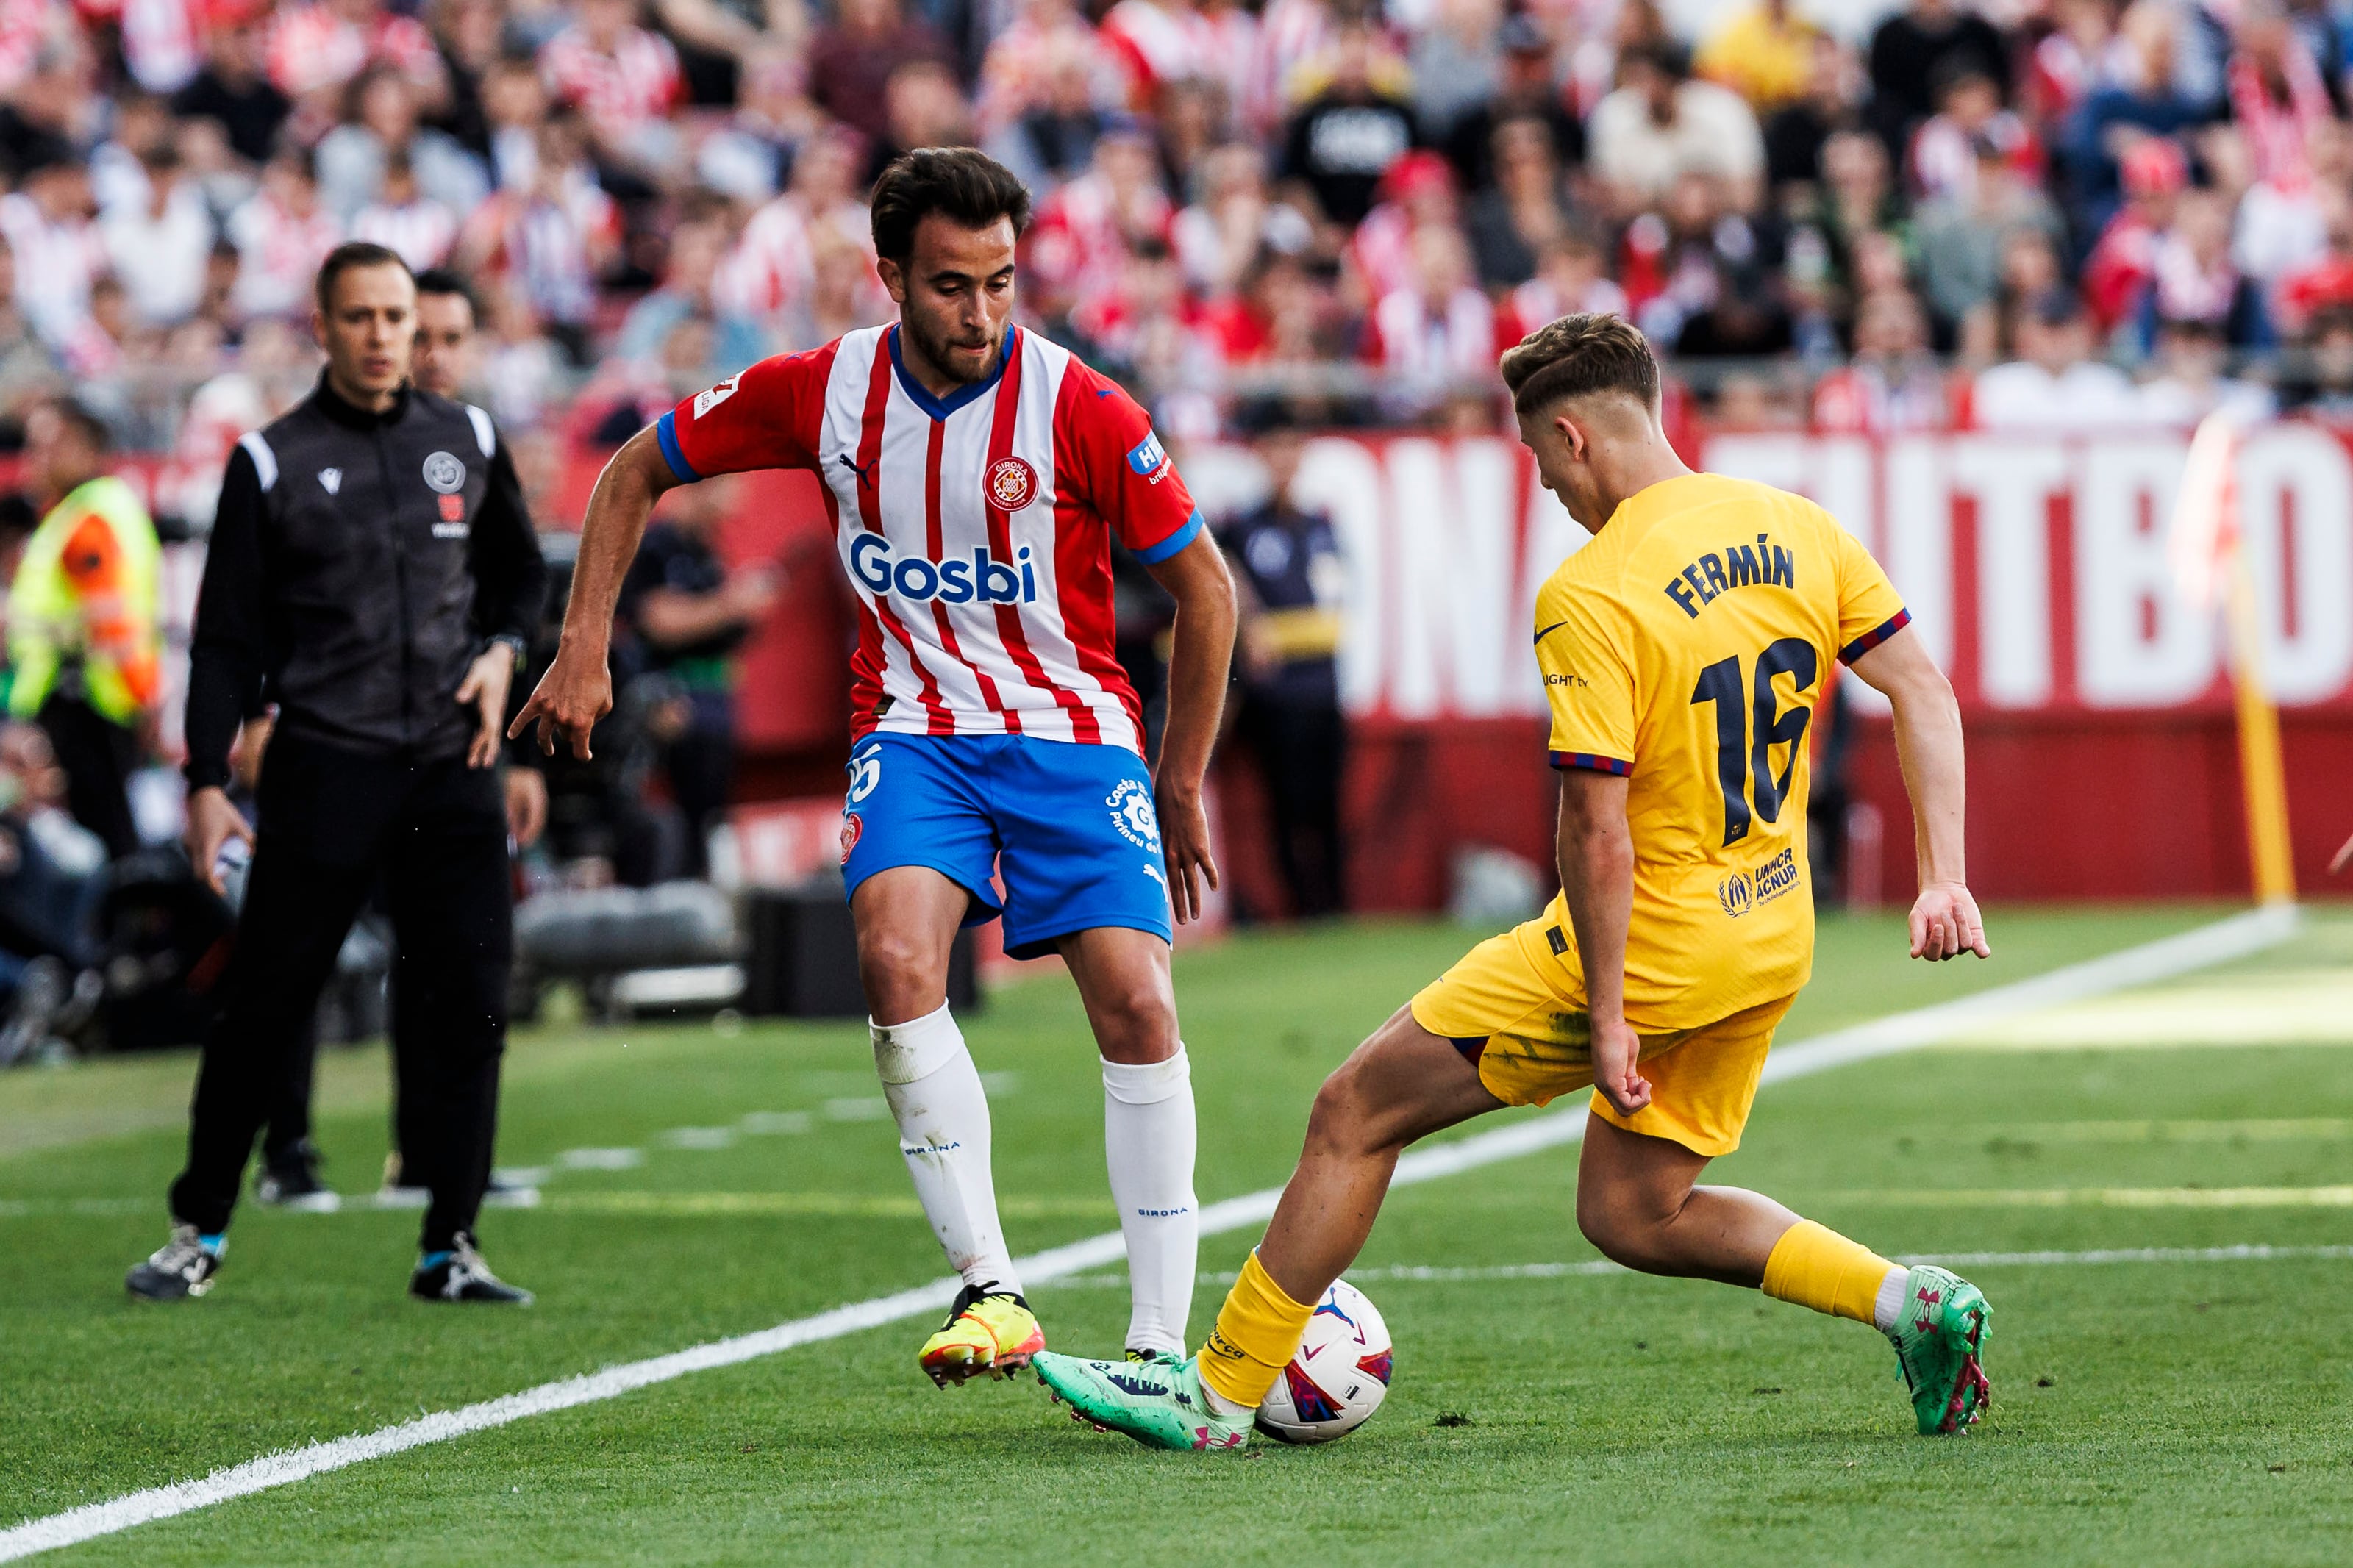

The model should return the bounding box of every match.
[1498,313,1659,418]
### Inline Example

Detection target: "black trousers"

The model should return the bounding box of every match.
[1238,693,1347,918]
[262,1021,316,1161]
[663,701,734,879]
[38,694,140,859]
[168,732,513,1253]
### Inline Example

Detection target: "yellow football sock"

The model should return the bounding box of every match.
[1197,1250,1316,1408]
[1760,1219,1897,1325]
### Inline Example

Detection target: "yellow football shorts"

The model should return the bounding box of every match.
[1409,922,1796,1158]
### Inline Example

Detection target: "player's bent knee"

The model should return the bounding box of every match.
[1574,1186,1684,1274]
[1089,978,1179,1063]
[856,928,947,1014]
[1302,1070,1375,1156]
[1305,1037,1429,1157]
[1574,1200,1654,1272]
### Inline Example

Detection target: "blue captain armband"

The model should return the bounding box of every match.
[653,412,701,483]
[1133,509,1204,565]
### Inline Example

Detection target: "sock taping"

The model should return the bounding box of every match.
[1197,1250,1315,1409]
[870,1003,964,1084]
[1100,1049,1190,1105]
[1760,1219,1898,1326]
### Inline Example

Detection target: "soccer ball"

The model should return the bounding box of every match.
[1254,1279,1392,1444]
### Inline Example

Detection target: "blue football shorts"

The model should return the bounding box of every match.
[838,731,1173,959]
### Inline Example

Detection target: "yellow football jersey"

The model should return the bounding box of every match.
[1529,471,1909,1031]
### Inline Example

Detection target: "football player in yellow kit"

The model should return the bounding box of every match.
[1034,313,1996,1449]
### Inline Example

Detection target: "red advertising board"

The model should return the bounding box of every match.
[1178,426,2353,904]
[1700,425,2353,898]
[90,420,2353,906]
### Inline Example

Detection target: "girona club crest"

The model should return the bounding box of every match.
[985,456,1038,511]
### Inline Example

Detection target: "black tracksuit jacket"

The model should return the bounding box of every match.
[184,376,547,790]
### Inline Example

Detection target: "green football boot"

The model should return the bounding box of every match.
[1888,1264,1992,1435]
[1033,1351,1253,1453]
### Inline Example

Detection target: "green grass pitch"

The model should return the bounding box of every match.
[4,903,2352,1565]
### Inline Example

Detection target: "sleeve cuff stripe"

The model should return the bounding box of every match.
[1549,751,1632,776]
[1838,607,1912,665]
[654,412,699,484]
[1132,508,1204,565]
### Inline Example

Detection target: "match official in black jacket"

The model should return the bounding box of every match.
[126,243,547,1304]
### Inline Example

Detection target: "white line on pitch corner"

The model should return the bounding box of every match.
[0,904,2300,1564]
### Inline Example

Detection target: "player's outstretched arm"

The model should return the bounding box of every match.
[510,424,686,759]
[1555,770,1649,1115]
[1143,531,1238,924]
[1847,626,1990,962]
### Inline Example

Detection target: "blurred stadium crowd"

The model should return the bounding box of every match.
[4,0,2353,461]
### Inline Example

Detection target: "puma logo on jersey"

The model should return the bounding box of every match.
[849,535,1037,604]
[838,453,879,490]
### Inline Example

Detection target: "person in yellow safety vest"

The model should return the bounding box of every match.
[5,399,161,859]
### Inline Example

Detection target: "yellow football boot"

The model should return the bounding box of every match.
[920,1284,1046,1387]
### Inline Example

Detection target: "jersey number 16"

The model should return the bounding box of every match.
[1690,639,1818,848]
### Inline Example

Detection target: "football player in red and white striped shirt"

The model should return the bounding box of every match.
[538,0,684,160]
[516,148,1238,1389]
[265,0,442,102]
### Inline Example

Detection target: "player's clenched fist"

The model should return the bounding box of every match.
[510,644,613,760]
[1588,1014,1652,1117]
[1908,881,1990,962]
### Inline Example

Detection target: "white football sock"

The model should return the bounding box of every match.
[872,1004,1020,1295]
[1200,1381,1254,1419]
[1101,1048,1199,1358]
[1872,1264,1910,1333]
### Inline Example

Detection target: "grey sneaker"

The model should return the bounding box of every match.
[126,1225,221,1300]
[409,1232,533,1305]
[255,1140,340,1212]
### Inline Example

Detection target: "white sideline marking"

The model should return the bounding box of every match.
[1915,1243,2353,1267]
[554,1148,643,1172]
[1055,1243,2353,1287]
[0,904,2300,1562]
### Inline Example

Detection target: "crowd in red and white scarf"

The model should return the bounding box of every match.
[5,0,2353,454]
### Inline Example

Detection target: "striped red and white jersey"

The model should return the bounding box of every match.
[0,0,46,96]
[539,24,683,140]
[265,3,440,99]
[351,196,459,273]
[657,323,1204,755]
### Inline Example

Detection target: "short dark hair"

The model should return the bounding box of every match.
[1499,312,1660,416]
[869,148,1032,265]
[1623,37,1690,82]
[315,241,414,313]
[36,396,111,454]
[413,267,479,319]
